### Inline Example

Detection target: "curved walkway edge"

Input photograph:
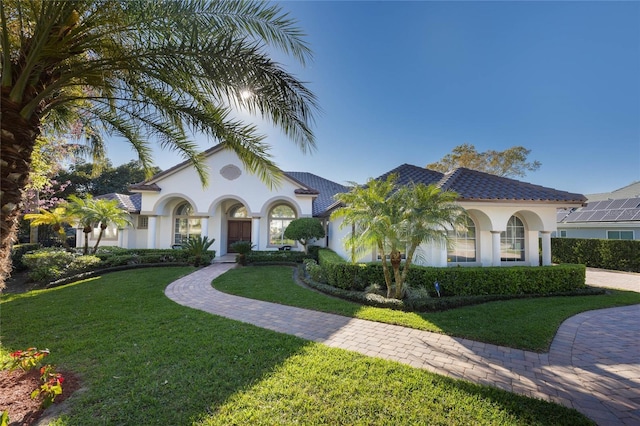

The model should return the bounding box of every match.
[165,264,640,425]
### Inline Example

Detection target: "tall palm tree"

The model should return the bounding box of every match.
[23,206,74,249]
[0,0,318,286]
[88,198,132,254]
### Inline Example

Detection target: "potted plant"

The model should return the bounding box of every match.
[230,240,254,266]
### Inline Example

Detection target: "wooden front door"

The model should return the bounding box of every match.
[227,220,252,252]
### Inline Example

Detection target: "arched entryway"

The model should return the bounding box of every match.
[227,203,251,252]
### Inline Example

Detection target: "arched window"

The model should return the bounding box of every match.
[174,202,201,245]
[269,204,296,246]
[447,214,476,263]
[229,204,248,218]
[501,215,525,262]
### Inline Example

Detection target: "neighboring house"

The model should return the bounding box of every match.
[80,144,586,267]
[556,182,640,241]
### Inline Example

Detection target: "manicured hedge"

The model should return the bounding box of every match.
[552,238,640,272]
[245,250,311,264]
[317,248,586,297]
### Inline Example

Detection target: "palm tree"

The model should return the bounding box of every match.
[23,206,75,249]
[0,0,318,286]
[66,195,95,255]
[393,183,462,298]
[332,175,463,299]
[88,198,132,254]
[331,175,399,298]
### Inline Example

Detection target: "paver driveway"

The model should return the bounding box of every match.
[165,264,640,425]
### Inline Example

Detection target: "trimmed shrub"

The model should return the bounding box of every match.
[552,238,640,272]
[245,250,310,264]
[303,259,327,283]
[10,243,40,272]
[22,249,101,282]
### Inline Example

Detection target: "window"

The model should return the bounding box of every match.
[607,230,634,240]
[137,216,149,229]
[229,204,248,218]
[269,204,296,246]
[174,202,201,244]
[501,216,525,262]
[447,214,476,263]
[559,230,567,238]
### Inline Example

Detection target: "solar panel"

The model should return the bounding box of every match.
[621,198,640,209]
[608,199,627,209]
[601,209,624,221]
[616,209,640,221]
[633,210,640,221]
[585,210,608,221]
[573,211,596,222]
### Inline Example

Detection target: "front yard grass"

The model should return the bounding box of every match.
[213,265,640,352]
[0,267,594,425]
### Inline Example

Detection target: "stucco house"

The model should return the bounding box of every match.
[556,182,640,240]
[83,144,586,267]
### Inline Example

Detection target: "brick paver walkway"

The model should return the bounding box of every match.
[165,264,640,425]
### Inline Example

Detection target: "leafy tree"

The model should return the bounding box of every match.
[426,144,541,178]
[284,218,325,253]
[332,175,462,299]
[23,206,74,249]
[0,0,318,287]
[54,160,162,197]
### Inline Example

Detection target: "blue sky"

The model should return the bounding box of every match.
[109,0,639,196]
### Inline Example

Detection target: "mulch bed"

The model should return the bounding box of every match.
[0,368,81,425]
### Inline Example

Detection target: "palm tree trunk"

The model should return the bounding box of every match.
[390,250,404,298]
[83,228,92,255]
[0,87,41,288]
[92,225,106,254]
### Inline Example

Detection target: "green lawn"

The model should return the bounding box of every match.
[0,267,594,425]
[213,265,640,352]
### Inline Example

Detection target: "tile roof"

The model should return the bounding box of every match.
[284,172,349,216]
[375,164,586,203]
[96,193,142,213]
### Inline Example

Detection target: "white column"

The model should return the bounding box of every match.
[147,216,157,249]
[540,231,552,266]
[491,231,502,266]
[251,216,261,249]
[200,216,209,238]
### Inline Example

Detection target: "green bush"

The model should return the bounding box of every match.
[10,243,40,272]
[245,250,310,264]
[22,249,101,282]
[303,259,327,283]
[98,250,191,267]
[552,238,640,272]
